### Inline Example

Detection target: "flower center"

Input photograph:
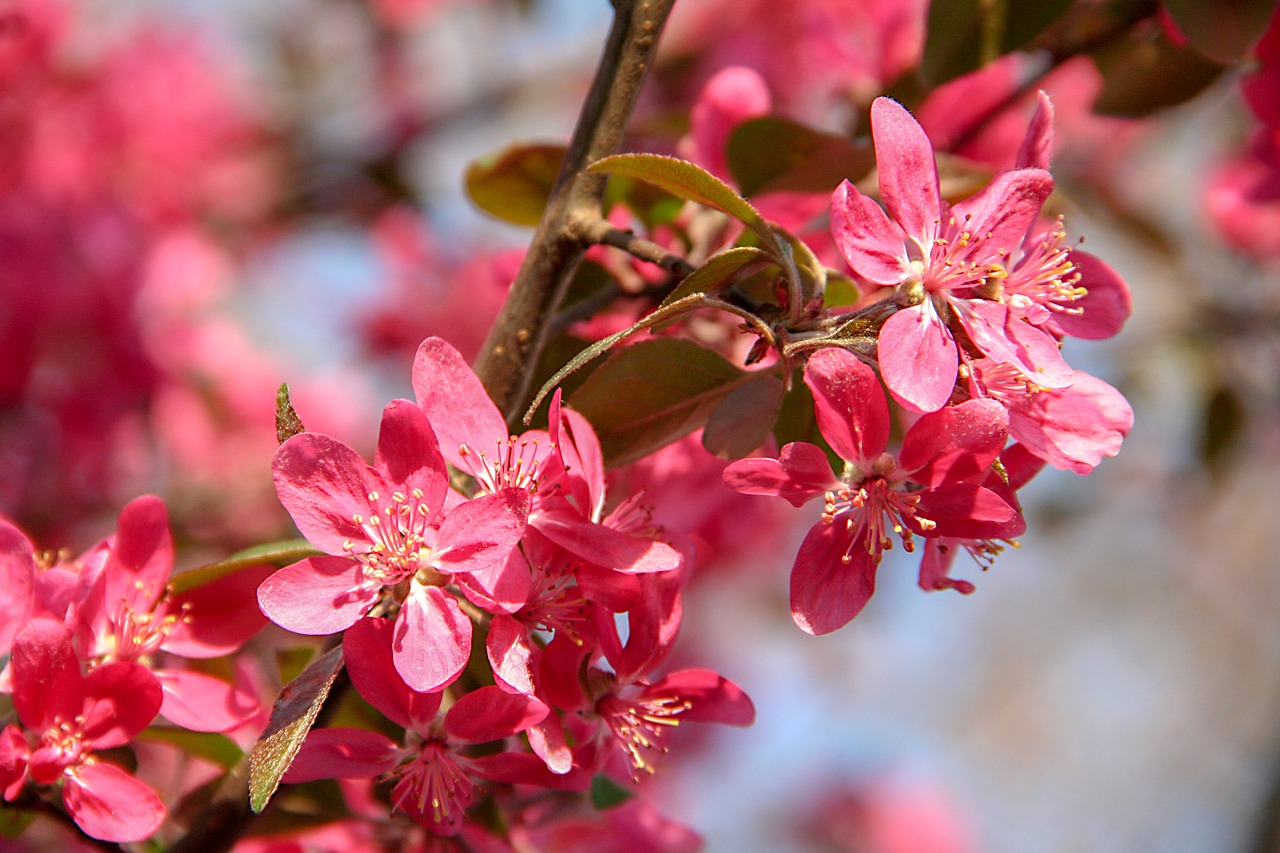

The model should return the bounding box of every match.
[822,476,933,562]
[597,691,692,776]
[458,435,542,495]
[344,488,436,584]
[387,740,474,829]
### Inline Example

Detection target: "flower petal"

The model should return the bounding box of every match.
[722,442,836,508]
[790,522,877,635]
[343,616,441,731]
[804,347,890,464]
[646,669,755,726]
[960,300,1073,389]
[952,168,1054,265]
[393,586,470,693]
[830,179,909,286]
[1009,370,1133,474]
[63,762,165,843]
[80,661,162,748]
[913,483,1023,538]
[412,336,510,470]
[899,398,1009,487]
[871,97,941,249]
[154,668,257,733]
[431,489,529,577]
[0,522,35,656]
[878,303,958,413]
[273,434,386,554]
[1051,250,1131,340]
[487,615,535,695]
[163,564,273,658]
[256,556,378,636]
[444,685,547,744]
[373,398,449,516]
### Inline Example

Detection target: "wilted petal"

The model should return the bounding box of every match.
[63,762,165,843]
[790,523,877,635]
[256,556,378,636]
[879,303,958,413]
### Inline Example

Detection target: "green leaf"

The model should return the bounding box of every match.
[590,774,635,810]
[1164,0,1279,63]
[726,117,874,197]
[588,154,786,260]
[465,143,566,226]
[567,338,755,468]
[249,646,345,813]
[702,371,786,459]
[170,539,321,594]
[922,0,1073,86]
[658,246,777,310]
[137,727,243,769]
[276,383,305,444]
[823,271,861,309]
[1091,28,1225,117]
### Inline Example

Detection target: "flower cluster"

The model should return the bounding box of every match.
[256,337,754,840]
[0,497,265,841]
[724,96,1132,632]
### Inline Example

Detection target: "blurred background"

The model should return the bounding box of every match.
[2,1,1278,851]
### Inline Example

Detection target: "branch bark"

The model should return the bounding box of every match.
[472,0,679,424]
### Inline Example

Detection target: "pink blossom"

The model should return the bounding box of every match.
[284,617,568,836]
[5,619,165,842]
[260,398,529,693]
[830,97,1070,412]
[724,348,1021,633]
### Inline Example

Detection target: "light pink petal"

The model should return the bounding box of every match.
[154,668,257,733]
[80,661,162,748]
[646,669,755,726]
[1015,91,1055,170]
[343,616,441,731]
[805,347,890,464]
[393,586,470,693]
[431,489,529,576]
[487,616,536,695]
[526,715,573,775]
[913,484,1023,538]
[373,399,449,516]
[444,685,547,744]
[960,300,1073,388]
[1051,251,1131,340]
[871,97,941,248]
[951,168,1054,265]
[163,564,273,658]
[0,522,35,655]
[790,522,877,635]
[879,303,958,413]
[722,442,837,508]
[899,399,1009,487]
[63,762,165,843]
[1010,371,1133,474]
[829,179,910,286]
[273,434,386,554]
[256,557,378,636]
[533,511,681,573]
[457,549,531,615]
[282,728,401,782]
[412,336,509,470]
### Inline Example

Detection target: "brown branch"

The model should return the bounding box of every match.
[581,217,697,278]
[472,0,680,424]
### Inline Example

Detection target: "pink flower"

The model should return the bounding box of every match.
[259,398,529,693]
[5,619,165,842]
[284,617,568,836]
[830,97,1070,413]
[724,348,1021,633]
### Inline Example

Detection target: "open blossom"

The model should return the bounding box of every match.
[724,348,1022,633]
[259,398,529,693]
[831,97,1071,413]
[3,619,165,842]
[284,617,569,836]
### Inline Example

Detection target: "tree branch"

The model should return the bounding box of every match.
[472,0,679,424]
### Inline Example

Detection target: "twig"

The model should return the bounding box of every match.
[580,217,697,278]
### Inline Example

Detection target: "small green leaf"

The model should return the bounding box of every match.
[276,383,305,444]
[726,117,874,197]
[702,371,786,459]
[658,246,777,310]
[137,727,243,769]
[568,338,755,468]
[1164,0,1278,64]
[1091,28,1225,117]
[590,774,635,810]
[588,154,786,260]
[170,539,321,594]
[823,271,861,309]
[465,143,566,226]
[249,646,345,814]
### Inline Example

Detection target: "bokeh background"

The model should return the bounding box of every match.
[3,1,1278,851]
